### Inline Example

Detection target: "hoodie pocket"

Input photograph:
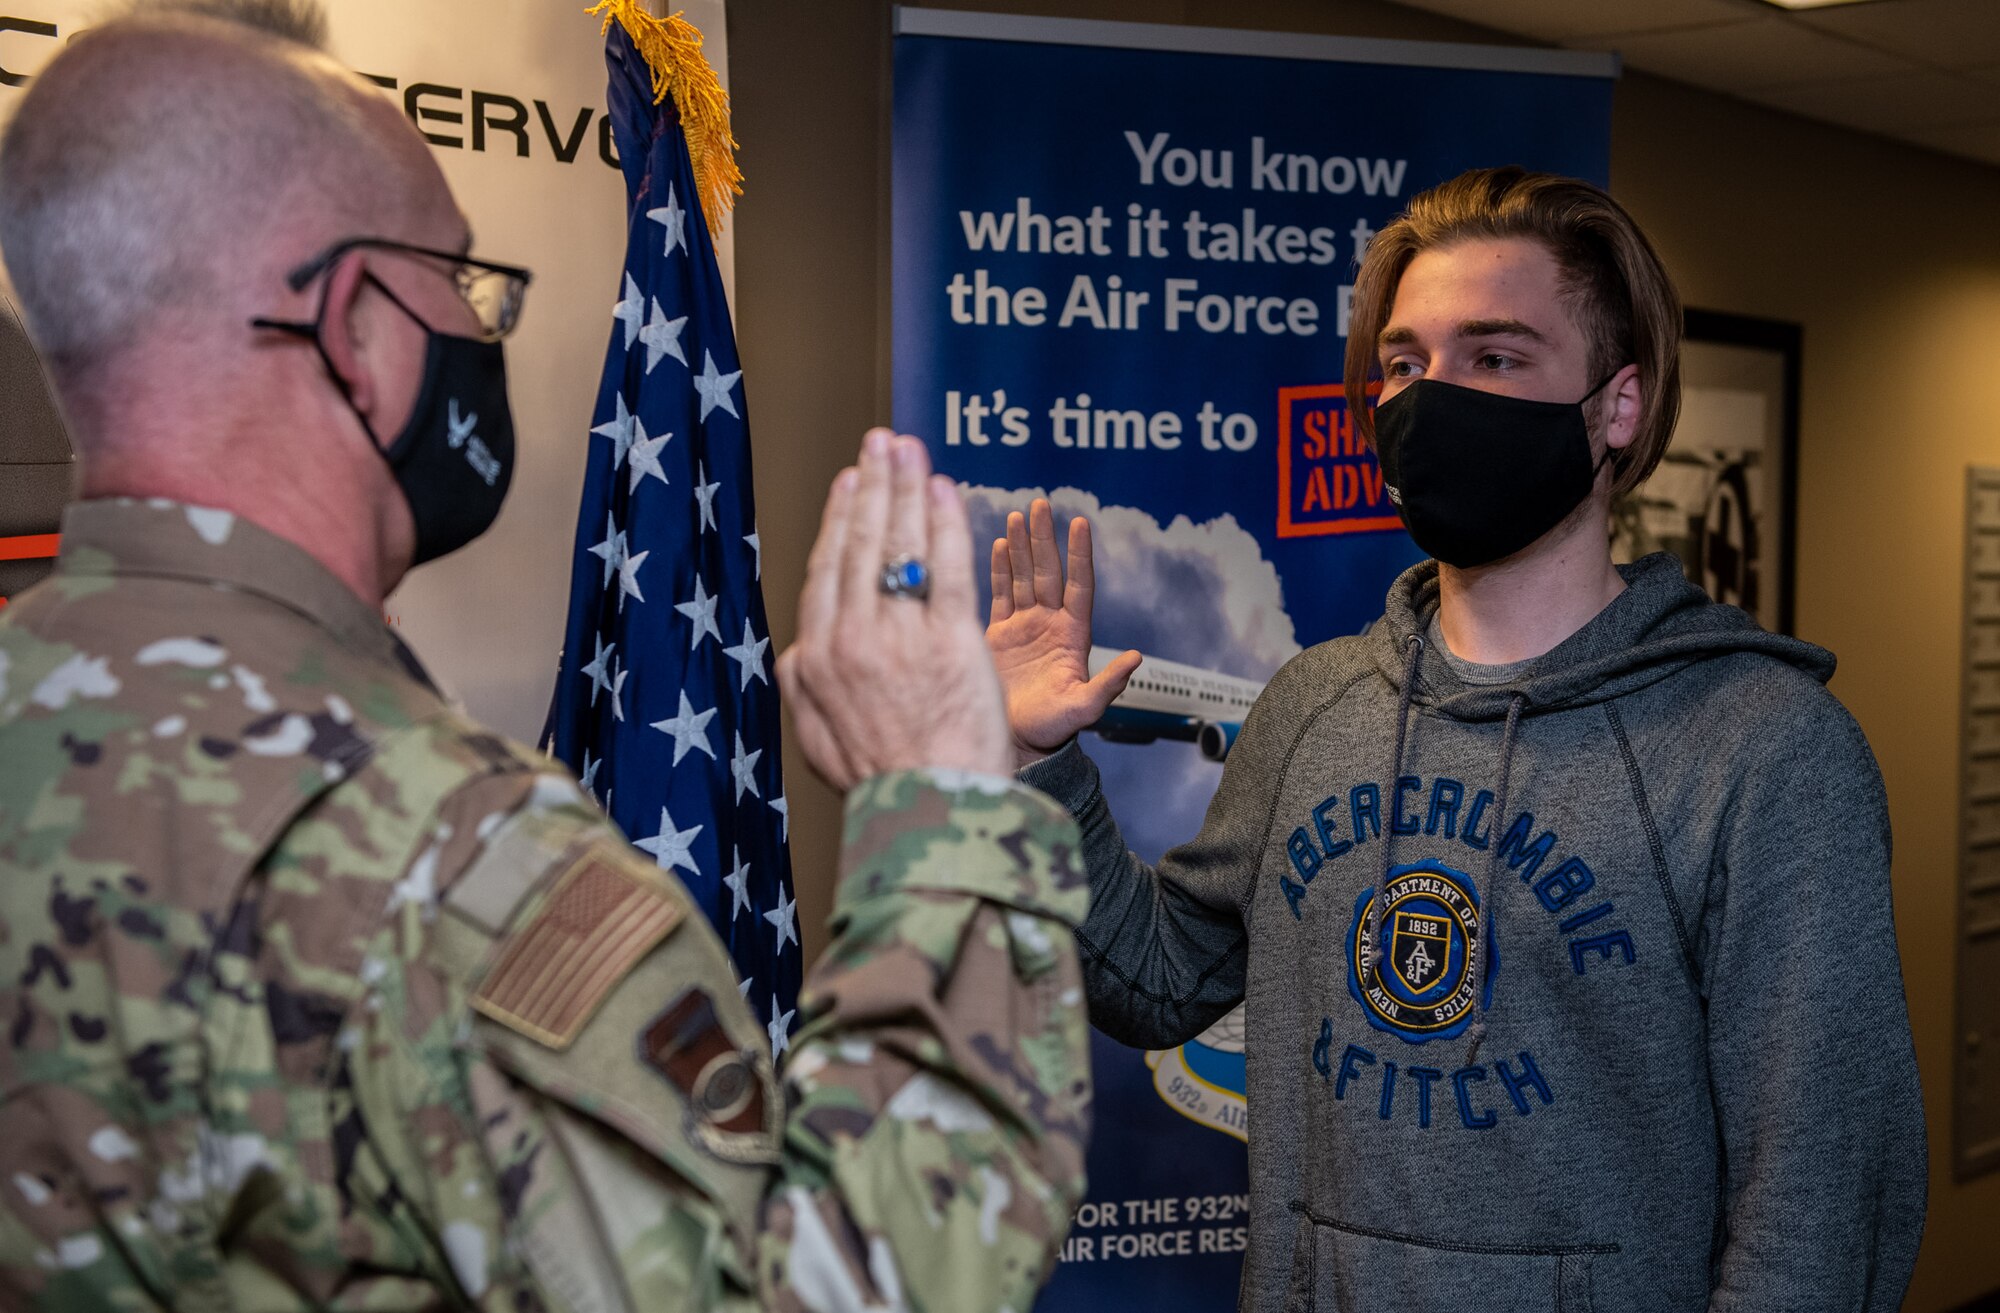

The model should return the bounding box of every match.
[1285,1203,1614,1313]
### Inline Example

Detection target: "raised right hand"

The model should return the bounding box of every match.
[986,499,1141,769]
[777,430,1012,792]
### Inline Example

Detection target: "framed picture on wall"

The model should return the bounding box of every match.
[1611,309,1801,635]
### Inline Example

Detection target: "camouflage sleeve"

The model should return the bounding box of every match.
[344,764,1087,1313]
[756,768,1092,1313]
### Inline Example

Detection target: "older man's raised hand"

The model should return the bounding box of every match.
[778,428,1012,790]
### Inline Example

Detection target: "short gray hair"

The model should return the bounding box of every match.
[0,0,423,388]
[148,0,329,47]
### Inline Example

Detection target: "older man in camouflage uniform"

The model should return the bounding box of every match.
[0,3,1090,1310]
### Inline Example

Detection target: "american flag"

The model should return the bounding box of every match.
[546,22,799,1052]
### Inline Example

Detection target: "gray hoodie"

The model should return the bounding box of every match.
[1023,553,1925,1312]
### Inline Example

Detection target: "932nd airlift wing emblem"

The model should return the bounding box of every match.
[472,850,685,1049]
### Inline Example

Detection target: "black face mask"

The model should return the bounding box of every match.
[1373,372,1621,569]
[255,274,516,566]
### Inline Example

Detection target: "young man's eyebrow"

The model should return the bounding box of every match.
[1377,320,1550,348]
[1456,317,1549,343]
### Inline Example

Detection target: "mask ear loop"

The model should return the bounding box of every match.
[249,268,396,453]
[1577,365,1627,405]
[1579,364,1632,483]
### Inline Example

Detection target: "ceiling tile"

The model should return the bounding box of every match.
[1567,14,1918,91]
[1380,0,1757,44]
[1903,118,2000,166]
[1793,0,2000,73]
[1376,0,2000,170]
[1746,69,2000,131]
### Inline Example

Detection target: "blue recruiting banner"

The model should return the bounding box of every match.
[891,10,1614,1308]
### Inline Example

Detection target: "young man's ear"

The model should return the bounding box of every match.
[1604,363,1644,452]
[314,255,380,420]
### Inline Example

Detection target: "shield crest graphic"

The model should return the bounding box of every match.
[1390,908,1452,996]
[1347,864,1493,1044]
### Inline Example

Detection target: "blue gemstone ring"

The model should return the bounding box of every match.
[879,554,931,601]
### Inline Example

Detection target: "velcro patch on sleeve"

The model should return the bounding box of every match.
[471,849,684,1050]
[642,990,767,1136]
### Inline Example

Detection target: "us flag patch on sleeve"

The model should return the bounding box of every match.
[471,849,685,1050]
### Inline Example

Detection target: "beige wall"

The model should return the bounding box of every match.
[726,1,2000,1306]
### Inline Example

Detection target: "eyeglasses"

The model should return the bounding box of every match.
[281,237,534,341]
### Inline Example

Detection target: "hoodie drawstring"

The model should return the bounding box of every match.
[1363,634,1427,978]
[1363,632,1528,1068]
[1463,692,1524,1066]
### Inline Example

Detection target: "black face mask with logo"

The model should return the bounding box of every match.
[1372,371,1622,569]
[256,274,517,566]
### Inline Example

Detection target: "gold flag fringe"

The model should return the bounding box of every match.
[587,0,742,238]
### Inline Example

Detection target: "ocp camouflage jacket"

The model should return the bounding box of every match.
[0,498,1092,1312]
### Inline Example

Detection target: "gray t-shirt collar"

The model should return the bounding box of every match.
[1425,610,1540,688]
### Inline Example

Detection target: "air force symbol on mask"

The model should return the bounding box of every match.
[1346,862,1493,1045]
[448,398,503,487]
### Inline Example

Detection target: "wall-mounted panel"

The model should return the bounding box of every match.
[1958,466,2000,1180]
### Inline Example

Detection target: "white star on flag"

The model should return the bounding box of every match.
[590,393,636,469]
[579,749,601,798]
[649,689,718,765]
[640,297,688,374]
[745,530,762,580]
[580,633,617,706]
[764,889,798,953]
[616,545,650,611]
[769,794,788,842]
[723,846,753,921]
[738,977,754,1000]
[608,658,630,723]
[612,272,645,349]
[627,422,671,494]
[723,618,769,691]
[694,463,722,534]
[768,994,796,1059]
[587,513,627,587]
[647,181,688,259]
[730,732,763,803]
[674,574,724,651]
[635,806,703,876]
[692,350,742,423]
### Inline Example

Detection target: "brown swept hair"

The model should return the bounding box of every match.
[1342,167,1683,498]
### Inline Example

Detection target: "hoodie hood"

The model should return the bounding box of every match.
[1371,552,1835,722]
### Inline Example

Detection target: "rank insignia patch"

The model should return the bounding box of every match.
[642,989,767,1137]
[472,849,684,1050]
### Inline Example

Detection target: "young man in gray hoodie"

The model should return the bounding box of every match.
[987,167,1926,1311]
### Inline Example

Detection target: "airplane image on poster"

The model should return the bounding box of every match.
[1086,645,1266,762]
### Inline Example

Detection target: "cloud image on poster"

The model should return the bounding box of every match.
[962,483,1301,864]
